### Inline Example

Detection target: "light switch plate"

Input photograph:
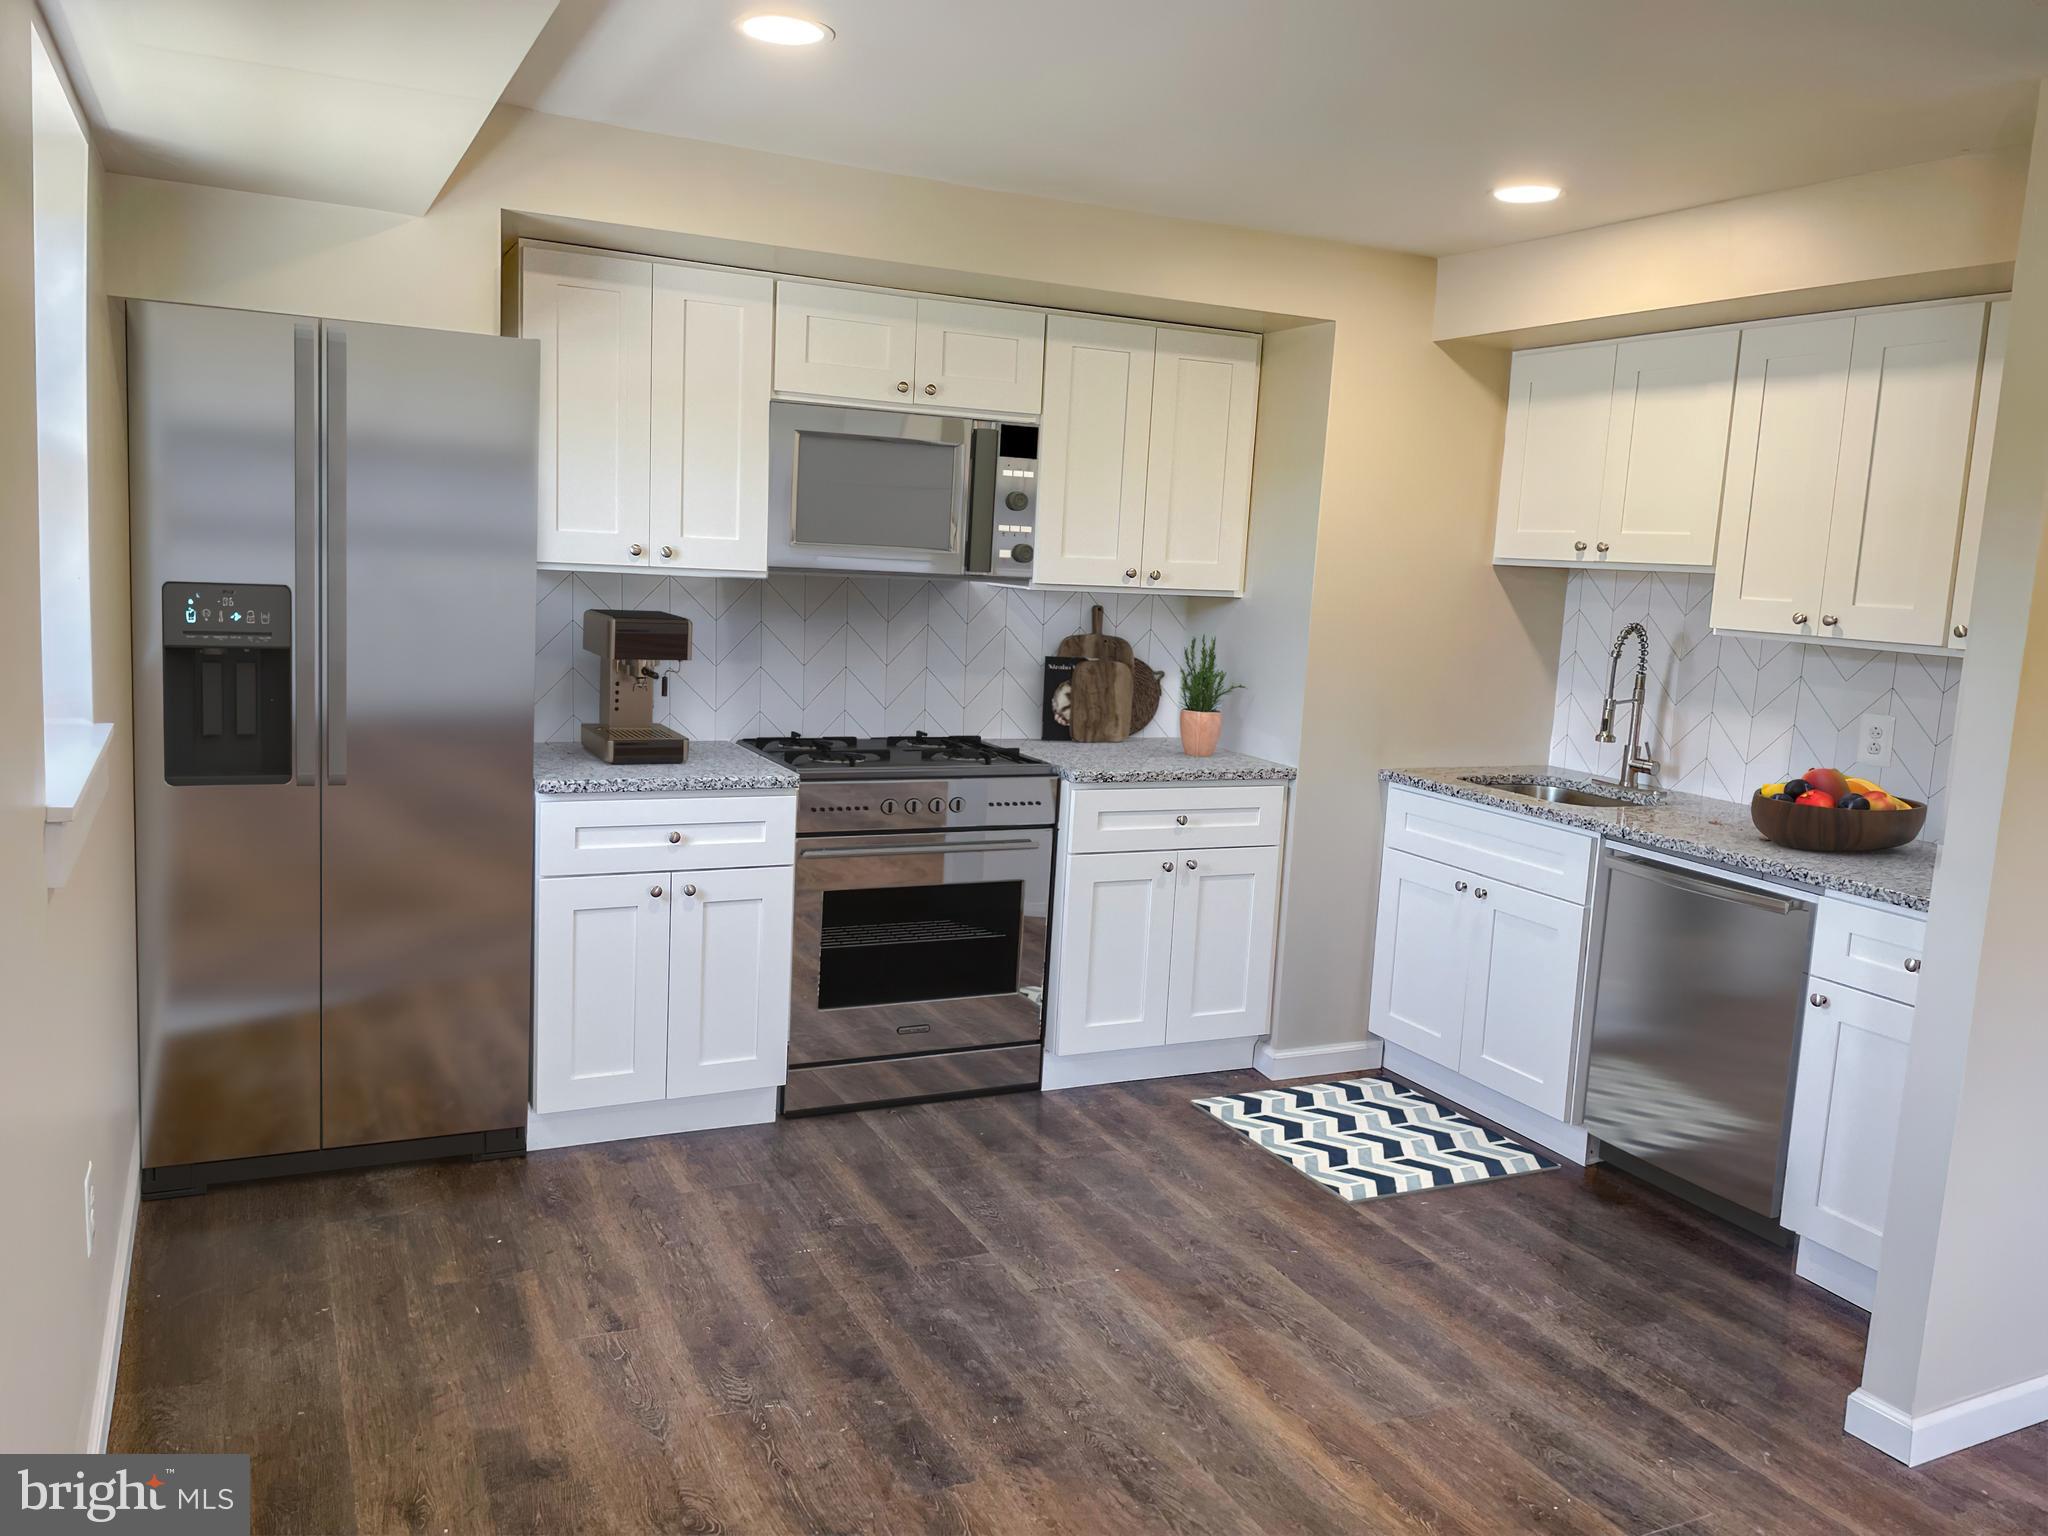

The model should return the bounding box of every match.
[1859,713,1895,769]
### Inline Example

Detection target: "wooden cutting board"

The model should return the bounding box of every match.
[1056,604,1135,667]
[1068,657,1133,742]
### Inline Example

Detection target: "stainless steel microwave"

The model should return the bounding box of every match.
[767,401,1038,580]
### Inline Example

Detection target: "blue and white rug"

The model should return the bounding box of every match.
[1193,1076,1558,1203]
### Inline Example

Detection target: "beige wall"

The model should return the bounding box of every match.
[2,0,139,1452]
[1861,87,2048,1433]
[1436,148,2026,346]
[106,106,1563,1053]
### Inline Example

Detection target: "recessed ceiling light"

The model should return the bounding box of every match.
[739,14,833,45]
[1493,184,1561,204]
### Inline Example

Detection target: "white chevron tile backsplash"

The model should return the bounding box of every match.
[536,571,1192,745]
[1551,571,1962,838]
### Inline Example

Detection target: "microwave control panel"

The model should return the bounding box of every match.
[993,423,1038,570]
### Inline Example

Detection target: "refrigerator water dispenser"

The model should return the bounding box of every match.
[160,581,292,785]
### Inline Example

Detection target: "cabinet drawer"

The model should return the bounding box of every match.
[1809,897,1926,1005]
[1382,786,1596,905]
[1065,784,1287,854]
[537,794,796,877]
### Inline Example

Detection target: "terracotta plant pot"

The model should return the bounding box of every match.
[1180,709,1222,757]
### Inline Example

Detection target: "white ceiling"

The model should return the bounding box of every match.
[42,0,559,214]
[507,0,2048,255]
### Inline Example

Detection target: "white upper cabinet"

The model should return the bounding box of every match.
[1711,315,1856,637]
[1818,301,1985,648]
[650,264,773,574]
[524,246,654,568]
[1034,315,1156,589]
[1493,343,1615,563]
[1596,329,1739,567]
[1142,327,1261,594]
[1948,297,2007,652]
[773,281,920,404]
[1036,317,1259,594]
[913,297,1046,415]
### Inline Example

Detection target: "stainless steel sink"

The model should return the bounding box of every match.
[1465,778,1644,809]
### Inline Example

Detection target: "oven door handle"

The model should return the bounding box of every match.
[799,838,1044,859]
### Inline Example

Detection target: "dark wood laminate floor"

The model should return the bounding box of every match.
[111,1071,2048,1536]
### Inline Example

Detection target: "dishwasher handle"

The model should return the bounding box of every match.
[1605,851,1802,914]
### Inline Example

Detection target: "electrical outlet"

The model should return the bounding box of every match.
[83,1161,95,1259]
[1860,713,1895,769]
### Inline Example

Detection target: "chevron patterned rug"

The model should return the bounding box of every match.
[1193,1075,1559,1203]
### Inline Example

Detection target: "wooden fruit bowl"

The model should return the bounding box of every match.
[1750,792,1927,853]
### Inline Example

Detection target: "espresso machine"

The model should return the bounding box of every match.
[581,609,693,763]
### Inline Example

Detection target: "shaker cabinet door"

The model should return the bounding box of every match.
[1368,849,1472,1069]
[1140,327,1260,594]
[773,281,919,404]
[1456,878,1586,1121]
[1034,315,1155,590]
[1051,850,1174,1055]
[1782,985,1914,1268]
[650,264,773,574]
[665,865,794,1099]
[1164,843,1280,1044]
[533,873,671,1113]
[1949,298,2008,651]
[1493,344,1615,563]
[913,297,1046,415]
[1597,329,1739,568]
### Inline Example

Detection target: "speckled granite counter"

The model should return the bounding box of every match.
[535,741,797,796]
[1004,738,1297,786]
[1384,765,1936,912]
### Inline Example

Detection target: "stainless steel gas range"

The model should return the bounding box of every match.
[741,733,1057,1115]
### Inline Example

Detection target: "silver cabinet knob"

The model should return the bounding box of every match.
[1175,814,1188,825]
[1792,612,1809,626]
[923,383,938,396]
[629,543,644,557]
[1125,567,1139,580]
[1161,861,1173,872]
[1474,887,1488,900]
[683,883,698,897]
[1954,624,1969,639]
[1148,569,1162,582]
[1185,859,1198,870]
[896,380,911,393]
[650,885,663,898]
[1454,880,1468,892]
[1904,958,1922,973]
[1574,541,1587,552]
[668,831,682,843]
[1811,992,1828,1007]
[1822,614,1839,628]
[660,545,676,559]
[1596,542,1610,552]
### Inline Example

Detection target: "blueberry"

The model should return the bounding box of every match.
[1782,778,1811,798]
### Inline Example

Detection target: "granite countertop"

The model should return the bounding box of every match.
[534,741,798,796]
[1005,738,1297,785]
[1383,765,1937,912]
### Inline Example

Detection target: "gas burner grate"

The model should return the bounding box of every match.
[819,918,1003,951]
[792,748,889,767]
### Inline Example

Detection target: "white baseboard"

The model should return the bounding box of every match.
[89,1127,141,1452]
[1041,1036,1256,1091]
[1846,1371,2048,1466]
[1795,1237,1877,1312]
[1253,1037,1384,1082]
[1380,1044,1593,1165]
[525,1087,778,1151]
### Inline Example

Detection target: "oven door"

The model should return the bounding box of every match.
[789,825,1051,1068]
[768,402,974,576]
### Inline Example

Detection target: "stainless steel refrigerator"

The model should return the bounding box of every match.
[129,301,538,1191]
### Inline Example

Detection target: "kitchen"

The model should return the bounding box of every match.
[8,3,2048,1530]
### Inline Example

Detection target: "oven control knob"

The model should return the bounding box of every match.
[949,796,964,813]
[899,799,918,816]
[1006,490,1029,511]
[927,796,947,814]
[880,798,897,815]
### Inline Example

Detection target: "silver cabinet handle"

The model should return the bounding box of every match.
[683,883,698,897]
[896,380,911,393]
[1811,992,1829,1007]
[660,545,676,559]
[1175,814,1189,825]
[1125,567,1138,580]
[629,543,644,557]
[668,831,682,843]
[650,885,664,898]
[1161,861,1173,872]
[1149,569,1162,581]
[1792,612,1809,625]
[1185,859,1198,870]
[324,323,349,786]
[1904,958,1922,973]
[1822,614,1839,628]
[1474,887,1488,900]
[1454,880,1468,892]
[1596,542,1610,552]
[923,383,938,396]
[1954,624,1968,639]
[1574,541,1588,552]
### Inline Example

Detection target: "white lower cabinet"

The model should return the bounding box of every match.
[1783,982,1914,1270]
[1457,878,1585,1120]
[534,794,794,1118]
[1049,786,1285,1061]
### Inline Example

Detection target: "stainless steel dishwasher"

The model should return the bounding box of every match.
[1584,849,1816,1234]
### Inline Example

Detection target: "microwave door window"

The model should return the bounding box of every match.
[793,432,958,553]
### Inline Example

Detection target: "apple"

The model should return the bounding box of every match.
[1795,790,1838,808]
[1804,767,1850,800]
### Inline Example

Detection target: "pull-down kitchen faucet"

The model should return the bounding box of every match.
[1595,621,1658,790]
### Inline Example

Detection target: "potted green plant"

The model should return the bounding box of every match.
[1177,635,1242,757]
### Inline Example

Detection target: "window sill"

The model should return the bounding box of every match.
[45,719,115,891]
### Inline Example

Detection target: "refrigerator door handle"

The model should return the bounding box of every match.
[293,320,319,786]
[323,323,348,785]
